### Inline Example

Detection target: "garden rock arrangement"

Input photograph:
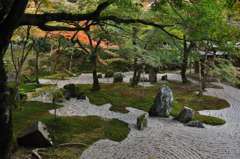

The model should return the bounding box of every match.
[36,73,240,159]
[17,121,53,148]
[176,106,194,123]
[149,86,173,117]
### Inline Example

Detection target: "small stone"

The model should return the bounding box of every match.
[149,86,173,117]
[185,120,205,128]
[176,107,194,123]
[137,113,148,130]
[17,121,53,148]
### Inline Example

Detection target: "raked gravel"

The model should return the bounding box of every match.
[35,73,240,159]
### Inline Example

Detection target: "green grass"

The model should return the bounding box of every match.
[194,113,226,125]
[13,101,129,159]
[76,82,230,125]
[8,82,52,94]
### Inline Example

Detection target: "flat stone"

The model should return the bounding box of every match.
[185,120,205,128]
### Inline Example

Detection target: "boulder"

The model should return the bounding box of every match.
[149,86,173,117]
[113,72,124,83]
[63,84,86,100]
[137,113,148,130]
[161,74,168,81]
[185,120,205,128]
[105,70,114,78]
[176,107,194,123]
[97,74,103,78]
[17,121,53,148]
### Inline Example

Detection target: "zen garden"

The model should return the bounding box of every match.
[2,0,240,159]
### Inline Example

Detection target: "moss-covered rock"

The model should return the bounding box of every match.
[137,113,148,130]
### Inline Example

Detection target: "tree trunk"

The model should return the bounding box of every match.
[198,61,203,96]
[0,1,28,158]
[131,58,140,87]
[181,36,189,83]
[91,56,100,91]
[69,54,73,72]
[149,67,157,83]
[200,57,206,91]
[194,61,199,74]
[35,51,40,84]
[15,69,21,103]
[0,43,12,159]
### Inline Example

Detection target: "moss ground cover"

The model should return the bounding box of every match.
[76,82,229,125]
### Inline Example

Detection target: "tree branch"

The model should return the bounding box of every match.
[20,0,114,27]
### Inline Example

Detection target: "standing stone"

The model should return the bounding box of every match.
[137,113,148,130]
[176,107,194,123]
[17,121,53,148]
[149,86,173,117]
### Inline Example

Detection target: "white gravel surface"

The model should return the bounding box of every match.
[36,73,240,159]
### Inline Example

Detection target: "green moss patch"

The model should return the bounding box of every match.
[13,101,129,159]
[76,82,229,126]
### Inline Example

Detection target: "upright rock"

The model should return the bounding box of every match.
[176,107,194,123]
[17,121,53,148]
[149,86,173,117]
[137,113,148,130]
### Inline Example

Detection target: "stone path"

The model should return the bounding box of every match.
[36,73,240,159]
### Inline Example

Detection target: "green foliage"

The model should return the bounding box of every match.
[34,37,51,53]
[210,58,239,84]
